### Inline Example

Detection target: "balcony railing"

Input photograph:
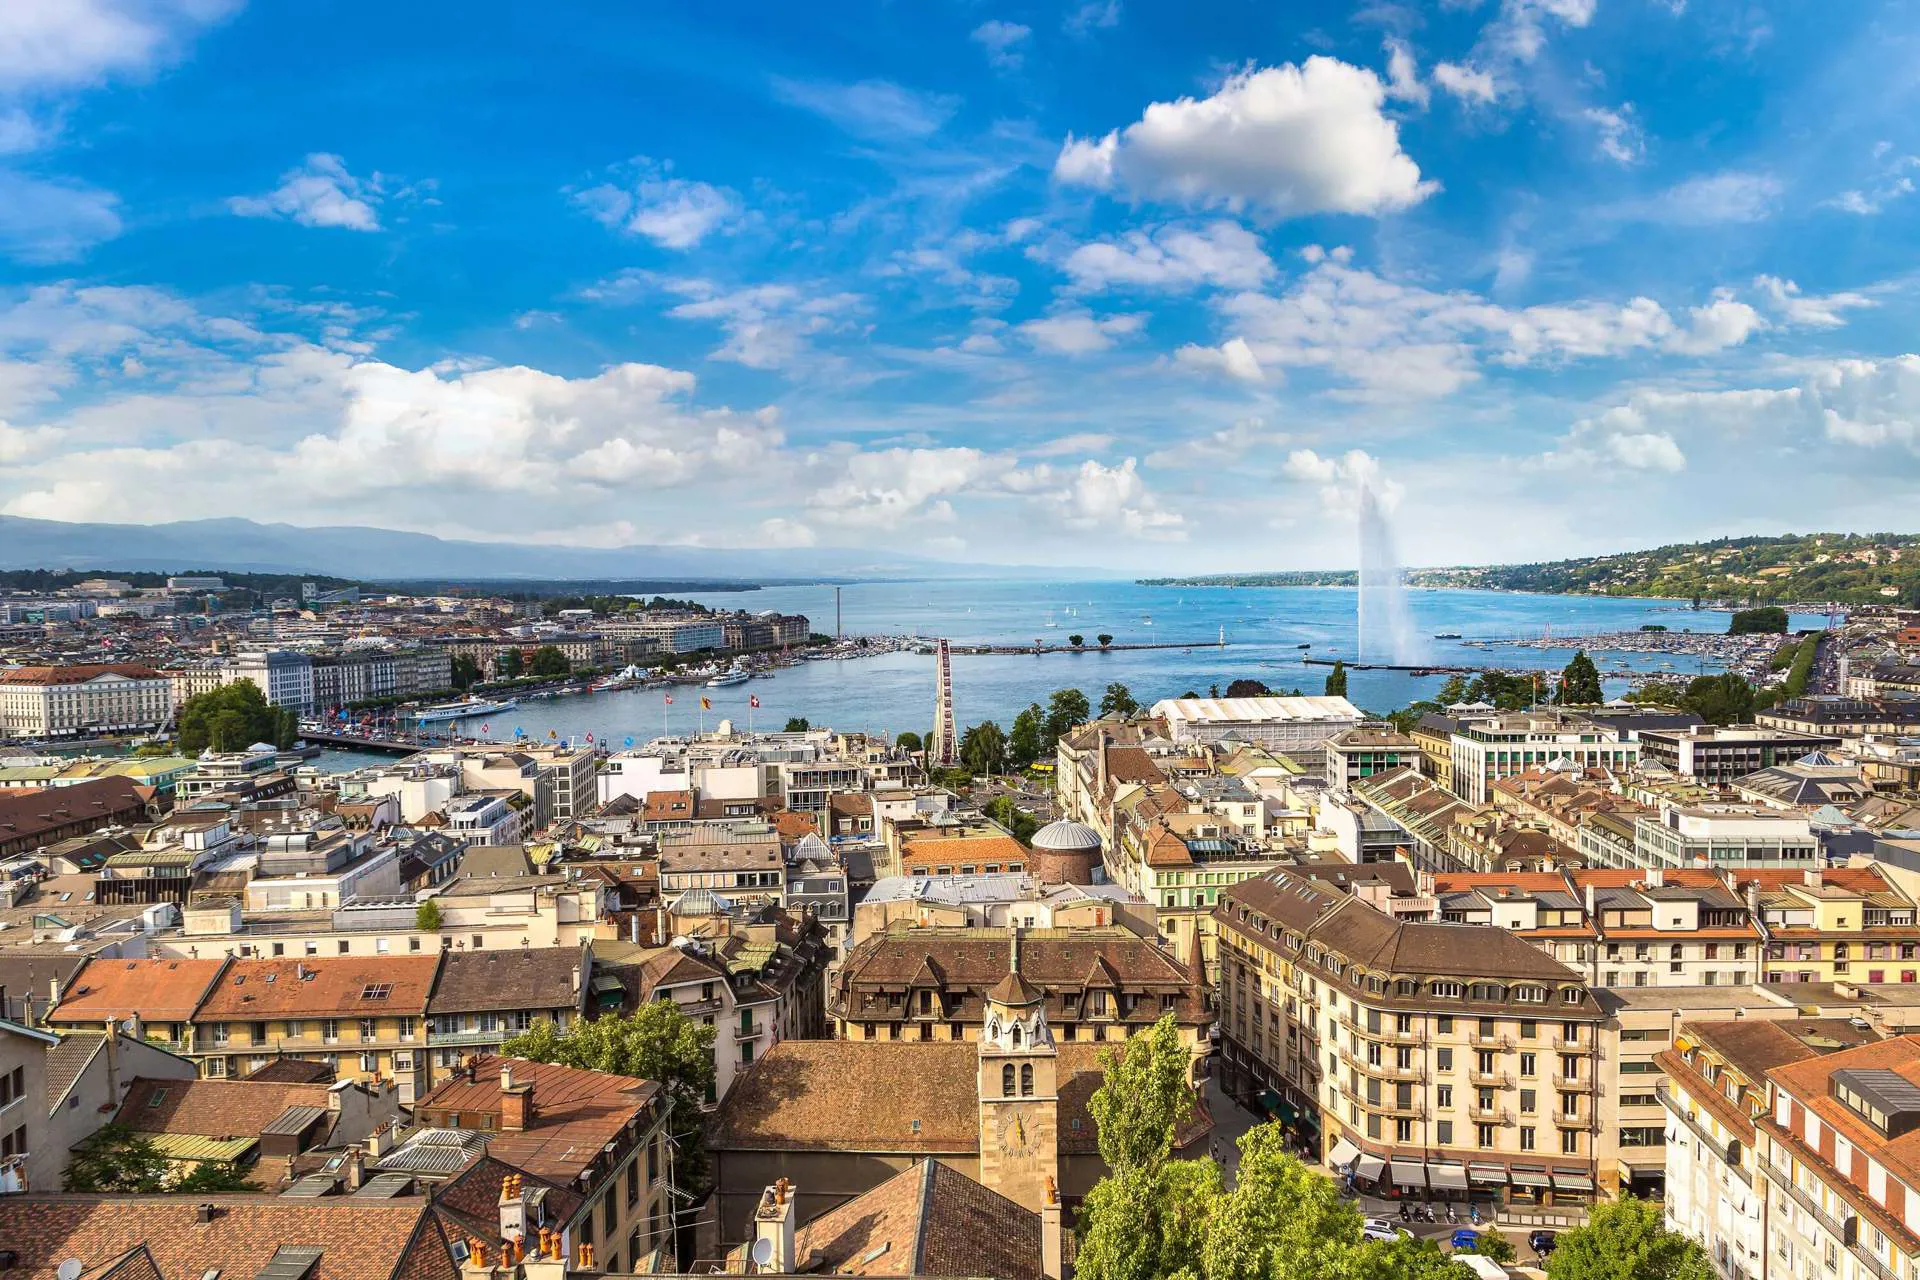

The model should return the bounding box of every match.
[1468,1032,1512,1049]
[735,1022,761,1041]
[1467,1105,1510,1125]
[1468,1070,1512,1088]
[1656,1085,1751,1187]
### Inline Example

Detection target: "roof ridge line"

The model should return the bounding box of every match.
[913,1157,937,1275]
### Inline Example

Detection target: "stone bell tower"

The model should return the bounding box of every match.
[977,929,1059,1211]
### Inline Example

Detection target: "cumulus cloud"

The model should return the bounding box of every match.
[585,273,862,373]
[573,161,742,249]
[1057,221,1274,293]
[1017,307,1146,355]
[1432,62,1498,104]
[1282,447,1404,515]
[1056,457,1185,538]
[228,154,384,231]
[0,0,238,92]
[1173,337,1266,383]
[1753,275,1875,329]
[1052,58,1437,218]
[971,20,1031,70]
[1145,417,1276,468]
[1382,38,1428,107]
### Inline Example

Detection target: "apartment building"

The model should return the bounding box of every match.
[231,649,315,713]
[658,824,787,905]
[1325,727,1423,794]
[309,645,453,709]
[1754,868,1920,984]
[443,790,532,845]
[1758,697,1920,743]
[1216,869,1607,1203]
[1661,1017,1880,1280]
[1635,805,1822,870]
[0,663,173,738]
[423,944,587,1084]
[1639,725,1846,784]
[1448,713,1640,805]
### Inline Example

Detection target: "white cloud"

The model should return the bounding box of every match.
[0,170,121,262]
[1753,275,1875,329]
[1017,307,1146,355]
[1432,61,1498,104]
[1052,58,1437,218]
[0,0,238,91]
[1028,431,1114,458]
[228,154,383,231]
[1486,0,1596,64]
[0,109,51,155]
[756,517,817,547]
[1607,171,1781,225]
[1583,105,1643,165]
[970,20,1031,71]
[1145,417,1276,468]
[1056,457,1185,538]
[657,279,863,372]
[574,162,742,249]
[1809,356,1920,450]
[1173,337,1266,383]
[1382,38,1428,107]
[1282,448,1403,515]
[1064,0,1121,35]
[1057,221,1275,293]
[1667,296,1766,356]
[769,76,959,141]
[1824,149,1919,216]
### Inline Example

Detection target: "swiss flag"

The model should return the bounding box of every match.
[664,695,673,705]
[749,695,761,708]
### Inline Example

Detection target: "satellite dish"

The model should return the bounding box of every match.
[750,1237,775,1269]
[59,1260,85,1280]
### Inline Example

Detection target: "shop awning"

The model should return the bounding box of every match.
[1355,1155,1387,1182]
[1552,1169,1596,1192]
[1429,1164,1469,1191]
[1390,1159,1428,1188]
[1258,1089,1298,1122]
[1328,1137,1361,1167]
[1510,1167,1552,1189]
[1468,1164,1509,1186]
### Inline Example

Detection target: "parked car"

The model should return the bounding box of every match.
[1529,1230,1559,1257]
[1363,1219,1411,1243]
[1450,1229,1482,1250]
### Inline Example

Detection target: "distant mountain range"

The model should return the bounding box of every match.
[1142,533,1920,607]
[0,515,1095,582]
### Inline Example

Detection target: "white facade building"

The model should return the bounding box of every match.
[0,664,174,738]
[1148,695,1362,750]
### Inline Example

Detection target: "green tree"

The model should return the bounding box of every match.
[1682,672,1758,725]
[65,1124,169,1192]
[1201,1126,1365,1280]
[174,1161,257,1193]
[1076,1160,1218,1280]
[415,898,444,931]
[177,681,282,754]
[1044,688,1091,752]
[1546,1197,1712,1280]
[1097,633,1114,647]
[894,729,921,753]
[786,717,812,733]
[1465,1233,1518,1265]
[504,1002,718,1191]
[1099,682,1140,718]
[1324,661,1348,698]
[450,654,483,690]
[1557,650,1605,705]
[1224,679,1271,697]
[1008,703,1046,765]
[960,720,1008,776]
[528,645,571,678]
[495,648,525,679]
[1069,633,1085,647]
[986,793,1040,844]
[1729,606,1789,635]
[1088,1013,1195,1173]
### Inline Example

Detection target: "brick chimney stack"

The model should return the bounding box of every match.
[500,1062,534,1132]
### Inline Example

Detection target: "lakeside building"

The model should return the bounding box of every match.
[0,663,173,739]
[1638,724,1847,784]
[1217,868,1609,1202]
[231,649,315,713]
[1448,712,1641,805]
[1148,695,1362,750]
[1758,696,1920,742]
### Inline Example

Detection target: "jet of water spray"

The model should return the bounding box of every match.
[1357,481,1421,665]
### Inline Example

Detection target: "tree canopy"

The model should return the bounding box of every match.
[1545,1197,1712,1280]
[504,1001,718,1190]
[1100,682,1141,718]
[786,716,812,733]
[894,729,921,753]
[450,654,483,691]
[1224,678,1272,698]
[528,645,571,678]
[1557,650,1605,705]
[177,680,295,753]
[1044,688,1091,752]
[986,793,1040,844]
[1729,606,1789,635]
[961,720,1008,776]
[1324,661,1349,698]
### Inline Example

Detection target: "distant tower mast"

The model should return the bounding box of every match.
[931,639,957,766]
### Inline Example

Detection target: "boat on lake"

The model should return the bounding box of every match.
[414,696,519,723]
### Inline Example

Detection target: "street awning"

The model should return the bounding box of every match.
[1510,1166,1551,1188]
[1355,1155,1388,1182]
[1469,1164,1509,1186]
[1328,1137,1361,1167]
[1552,1169,1596,1192]
[1390,1159,1428,1188]
[1429,1164,1469,1191]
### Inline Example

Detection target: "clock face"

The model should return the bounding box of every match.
[996,1106,1035,1157]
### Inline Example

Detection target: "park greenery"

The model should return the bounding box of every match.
[1100,682,1140,718]
[1545,1198,1712,1280]
[986,793,1041,844]
[503,1002,717,1192]
[1728,606,1789,635]
[177,680,297,753]
[414,898,443,931]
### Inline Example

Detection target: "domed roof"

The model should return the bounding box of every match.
[1030,819,1102,852]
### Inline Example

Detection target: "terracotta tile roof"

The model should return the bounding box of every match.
[195,955,441,1021]
[430,1154,584,1245]
[426,947,583,1016]
[242,1056,336,1084]
[47,957,229,1026]
[1102,746,1166,787]
[412,1055,660,1184]
[709,1040,1207,1157]
[0,664,165,685]
[771,809,820,841]
[792,1157,1043,1279]
[0,1195,458,1280]
[643,790,695,821]
[116,1077,331,1138]
[900,836,1030,871]
[44,1030,108,1105]
[0,778,152,849]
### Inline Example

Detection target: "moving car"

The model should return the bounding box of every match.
[1529,1230,1559,1257]
[1362,1218,1411,1243]
[1450,1228,1482,1249]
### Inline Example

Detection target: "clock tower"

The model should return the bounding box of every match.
[977,930,1059,1212]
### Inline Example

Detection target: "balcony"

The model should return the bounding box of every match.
[1468,1032,1512,1049]
[1379,1099,1428,1119]
[1467,1105,1510,1125]
[1555,1035,1590,1051]
[734,1022,762,1041]
[1553,1110,1589,1128]
[1760,1163,1888,1280]
[1556,1075,1587,1089]
[1468,1070,1512,1088]
[429,1028,514,1048]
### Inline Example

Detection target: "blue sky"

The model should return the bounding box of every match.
[3,0,1919,572]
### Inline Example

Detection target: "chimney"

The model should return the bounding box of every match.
[501,1063,534,1132]
[345,1144,367,1190]
[461,1239,497,1280]
[102,1020,121,1100]
[752,1179,799,1273]
[1041,1177,1064,1280]
[1095,732,1110,800]
[1804,867,1823,889]
[499,1171,527,1241]
[1582,881,1597,919]
[1646,867,1664,888]
[1009,926,1022,977]
[48,975,61,1010]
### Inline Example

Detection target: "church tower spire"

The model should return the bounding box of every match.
[977,927,1059,1211]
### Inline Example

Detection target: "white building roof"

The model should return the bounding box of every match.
[1149,695,1362,723]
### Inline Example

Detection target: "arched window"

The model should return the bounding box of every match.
[1011,1023,1023,1048]
[1021,1063,1034,1096]
[1003,1063,1016,1096]
[1670,943,1683,961]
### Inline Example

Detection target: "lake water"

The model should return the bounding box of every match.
[422,582,1823,747]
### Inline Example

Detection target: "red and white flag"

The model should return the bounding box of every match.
[749,695,760,708]
[664,694,673,705]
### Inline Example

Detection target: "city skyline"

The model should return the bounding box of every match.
[2,1,1919,571]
